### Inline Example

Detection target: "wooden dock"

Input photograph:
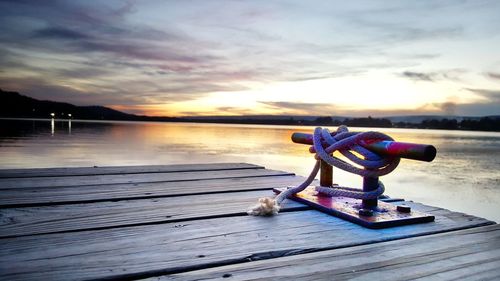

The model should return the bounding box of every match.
[0,163,498,280]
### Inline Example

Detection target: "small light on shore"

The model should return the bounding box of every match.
[50,113,55,118]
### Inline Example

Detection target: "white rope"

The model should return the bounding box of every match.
[247,126,400,216]
[247,160,320,216]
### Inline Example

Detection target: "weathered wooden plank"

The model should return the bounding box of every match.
[0,175,305,207]
[0,163,262,179]
[0,168,293,189]
[0,190,308,238]
[0,203,493,281]
[160,224,500,281]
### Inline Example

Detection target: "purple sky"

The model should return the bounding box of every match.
[0,0,499,116]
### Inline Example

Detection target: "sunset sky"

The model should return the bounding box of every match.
[0,0,499,117]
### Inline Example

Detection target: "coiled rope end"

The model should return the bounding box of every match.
[247,197,280,216]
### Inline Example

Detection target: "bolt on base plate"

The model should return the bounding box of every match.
[274,186,435,229]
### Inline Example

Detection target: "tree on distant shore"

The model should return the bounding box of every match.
[459,117,500,131]
[342,116,393,128]
[394,117,500,131]
[422,118,458,130]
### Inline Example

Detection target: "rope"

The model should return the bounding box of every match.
[247,125,400,216]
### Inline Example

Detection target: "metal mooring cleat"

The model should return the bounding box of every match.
[273,126,437,229]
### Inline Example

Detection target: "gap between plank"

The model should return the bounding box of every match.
[0,171,295,191]
[89,222,497,281]
[0,185,291,209]
[0,206,311,239]
[0,164,264,179]
[0,185,400,209]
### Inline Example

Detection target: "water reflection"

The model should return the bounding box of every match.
[51,118,55,136]
[0,119,498,222]
[46,118,73,136]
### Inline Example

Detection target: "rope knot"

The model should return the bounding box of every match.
[312,126,400,178]
[248,126,401,216]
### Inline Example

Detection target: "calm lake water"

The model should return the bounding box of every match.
[1,118,499,222]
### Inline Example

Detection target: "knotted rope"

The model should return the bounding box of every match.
[247,125,400,216]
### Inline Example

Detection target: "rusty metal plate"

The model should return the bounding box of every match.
[274,186,435,229]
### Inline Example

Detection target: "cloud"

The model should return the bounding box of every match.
[0,76,144,106]
[400,69,466,82]
[0,0,499,117]
[54,67,112,79]
[259,101,420,117]
[344,1,470,41]
[260,101,339,115]
[0,0,451,98]
[0,1,249,107]
[486,72,500,80]
[424,88,500,116]
[401,71,435,82]
[26,24,211,63]
[405,90,500,116]
[33,27,90,40]
[436,102,457,116]
[465,88,500,102]
[179,106,259,116]
[260,98,499,117]
[1,1,211,63]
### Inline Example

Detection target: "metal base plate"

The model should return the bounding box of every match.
[274,186,435,229]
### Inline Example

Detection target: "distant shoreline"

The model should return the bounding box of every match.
[2,116,499,133]
[1,89,499,132]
